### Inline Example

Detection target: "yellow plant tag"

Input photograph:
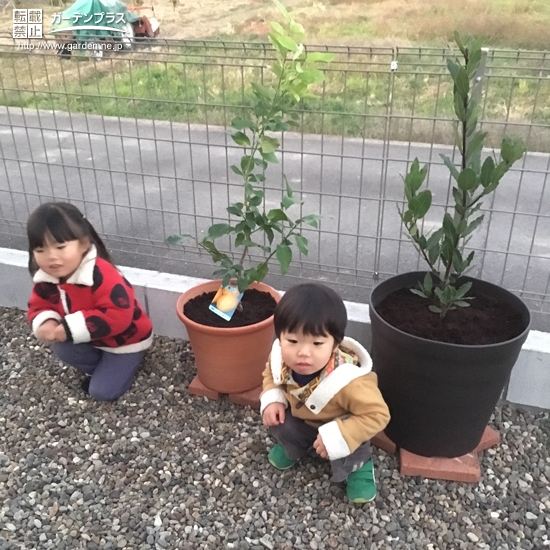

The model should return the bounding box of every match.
[209,281,244,321]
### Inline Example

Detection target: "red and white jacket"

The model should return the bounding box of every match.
[28,246,153,354]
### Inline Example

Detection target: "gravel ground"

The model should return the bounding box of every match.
[1,306,549,550]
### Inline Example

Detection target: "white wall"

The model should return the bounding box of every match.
[1,247,548,410]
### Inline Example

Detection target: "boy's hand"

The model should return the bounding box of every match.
[53,324,67,343]
[262,403,285,426]
[36,319,60,342]
[313,434,329,459]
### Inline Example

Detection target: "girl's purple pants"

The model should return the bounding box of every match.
[51,341,144,401]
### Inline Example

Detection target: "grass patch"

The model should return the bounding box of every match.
[279,0,550,51]
[1,41,549,151]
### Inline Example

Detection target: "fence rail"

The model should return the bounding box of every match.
[1,37,549,329]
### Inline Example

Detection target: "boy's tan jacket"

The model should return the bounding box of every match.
[260,337,390,461]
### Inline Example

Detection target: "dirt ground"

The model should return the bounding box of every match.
[1,0,549,48]
[0,0,308,43]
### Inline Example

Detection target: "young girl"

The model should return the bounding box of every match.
[260,283,390,503]
[26,202,153,401]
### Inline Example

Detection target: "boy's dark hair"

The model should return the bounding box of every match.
[27,202,114,275]
[274,283,347,344]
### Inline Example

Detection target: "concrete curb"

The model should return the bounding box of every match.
[1,247,548,410]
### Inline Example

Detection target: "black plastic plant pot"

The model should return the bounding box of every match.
[369,272,531,458]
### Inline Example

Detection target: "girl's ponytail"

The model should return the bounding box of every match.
[82,216,114,266]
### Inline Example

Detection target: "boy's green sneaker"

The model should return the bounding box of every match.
[268,444,297,470]
[346,460,376,503]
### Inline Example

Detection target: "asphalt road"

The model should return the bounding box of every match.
[1,107,549,324]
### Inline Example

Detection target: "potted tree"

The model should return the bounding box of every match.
[369,33,531,458]
[167,3,332,400]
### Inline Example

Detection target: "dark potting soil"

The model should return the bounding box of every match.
[375,287,526,345]
[183,288,277,328]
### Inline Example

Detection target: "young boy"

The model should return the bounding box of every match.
[260,283,390,503]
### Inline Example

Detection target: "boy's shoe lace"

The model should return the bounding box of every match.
[268,444,297,470]
[346,459,376,503]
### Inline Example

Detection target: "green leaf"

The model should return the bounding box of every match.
[466,47,482,76]
[466,131,487,164]
[441,154,460,182]
[423,272,433,293]
[255,263,269,284]
[501,137,526,164]
[249,195,263,207]
[264,225,274,244]
[234,221,247,233]
[452,249,464,274]
[250,82,272,100]
[200,240,227,263]
[452,186,464,207]
[269,21,285,35]
[454,31,466,56]
[411,288,428,299]
[295,234,309,255]
[241,155,255,174]
[455,281,472,299]
[454,300,471,308]
[267,208,289,222]
[455,67,470,98]
[227,204,243,216]
[462,215,484,237]
[244,214,257,230]
[480,156,495,188]
[404,158,428,195]
[281,191,295,209]
[435,286,451,305]
[259,135,280,154]
[429,305,442,314]
[410,190,432,219]
[230,165,243,176]
[235,235,257,248]
[271,33,299,52]
[276,243,292,275]
[454,92,466,120]
[402,209,413,223]
[231,118,255,131]
[289,21,305,38]
[428,243,440,265]
[231,131,250,147]
[306,51,334,63]
[261,151,278,164]
[426,228,444,249]
[265,119,290,132]
[165,234,192,245]
[442,213,457,237]
[207,223,231,239]
[300,214,320,228]
[457,168,477,191]
[446,58,460,81]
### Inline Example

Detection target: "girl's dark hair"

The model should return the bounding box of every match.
[27,202,114,275]
[274,283,347,344]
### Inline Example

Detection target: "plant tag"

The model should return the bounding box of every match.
[209,281,244,321]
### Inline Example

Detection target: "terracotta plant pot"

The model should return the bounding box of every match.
[176,280,281,394]
[369,272,531,458]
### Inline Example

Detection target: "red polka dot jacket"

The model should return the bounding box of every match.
[27,246,153,353]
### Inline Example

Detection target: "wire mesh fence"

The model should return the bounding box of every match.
[1,36,549,329]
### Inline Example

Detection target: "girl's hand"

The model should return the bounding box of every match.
[262,403,286,426]
[53,324,67,343]
[313,434,329,459]
[36,320,60,342]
